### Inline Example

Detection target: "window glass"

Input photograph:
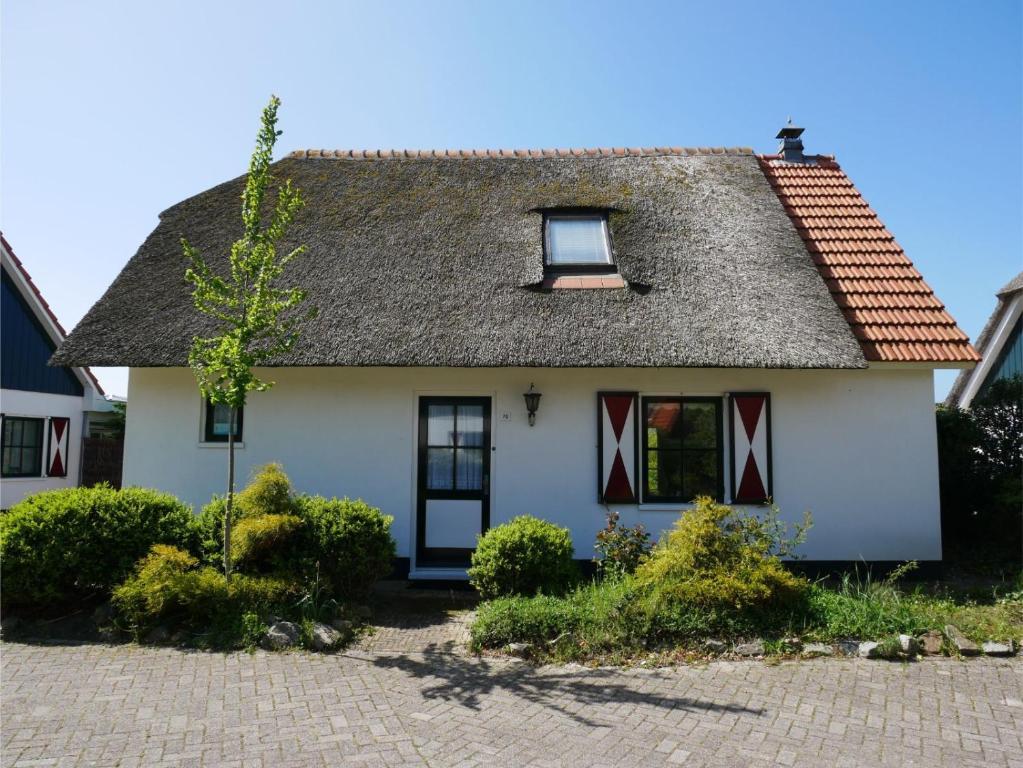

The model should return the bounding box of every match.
[427,404,455,446]
[643,398,721,502]
[1,417,44,477]
[204,401,243,442]
[546,215,612,265]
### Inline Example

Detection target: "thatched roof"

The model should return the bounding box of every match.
[54,149,865,369]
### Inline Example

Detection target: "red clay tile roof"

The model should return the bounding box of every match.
[758,156,979,364]
[290,146,754,160]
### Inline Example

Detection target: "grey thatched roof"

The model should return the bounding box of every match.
[946,270,1023,405]
[54,150,865,369]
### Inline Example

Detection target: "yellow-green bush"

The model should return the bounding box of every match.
[230,514,305,572]
[237,463,296,517]
[112,544,299,638]
[634,498,810,611]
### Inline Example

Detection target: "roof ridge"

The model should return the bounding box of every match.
[288,146,755,160]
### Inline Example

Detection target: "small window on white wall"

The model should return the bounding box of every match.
[204,401,243,443]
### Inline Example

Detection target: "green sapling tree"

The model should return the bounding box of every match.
[183,95,312,578]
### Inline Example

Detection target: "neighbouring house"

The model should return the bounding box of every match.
[945,272,1022,409]
[53,125,979,577]
[1,235,122,508]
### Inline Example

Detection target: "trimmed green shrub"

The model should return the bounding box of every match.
[633,498,810,612]
[297,496,395,600]
[468,515,578,599]
[112,544,300,639]
[230,514,305,573]
[0,485,197,608]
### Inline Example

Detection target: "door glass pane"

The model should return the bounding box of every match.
[646,401,682,450]
[455,448,483,490]
[682,402,718,449]
[456,405,483,447]
[427,447,454,490]
[646,450,682,499]
[427,404,455,446]
[683,450,718,500]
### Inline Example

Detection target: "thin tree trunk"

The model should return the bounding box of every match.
[224,406,236,582]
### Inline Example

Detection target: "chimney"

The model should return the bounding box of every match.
[776,119,805,163]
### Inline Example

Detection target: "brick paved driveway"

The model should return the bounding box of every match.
[3,637,1021,768]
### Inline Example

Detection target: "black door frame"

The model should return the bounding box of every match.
[416,396,492,567]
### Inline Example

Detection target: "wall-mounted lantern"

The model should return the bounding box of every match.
[523,383,542,427]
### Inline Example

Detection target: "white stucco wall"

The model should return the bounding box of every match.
[0,389,86,509]
[123,366,942,564]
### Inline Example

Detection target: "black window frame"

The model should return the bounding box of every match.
[1,415,45,478]
[641,396,724,504]
[542,210,616,274]
[203,401,244,443]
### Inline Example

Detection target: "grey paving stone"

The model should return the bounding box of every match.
[2,626,1022,767]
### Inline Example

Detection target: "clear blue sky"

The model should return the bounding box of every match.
[3,0,1020,398]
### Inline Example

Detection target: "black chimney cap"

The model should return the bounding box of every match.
[776,124,805,140]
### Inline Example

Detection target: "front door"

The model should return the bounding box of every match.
[416,397,491,567]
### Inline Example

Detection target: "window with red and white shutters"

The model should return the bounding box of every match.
[729,393,772,504]
[47,416,70,478]
[597,392,638,503]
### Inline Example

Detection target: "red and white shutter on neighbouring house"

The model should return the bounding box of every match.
[598,392,638,503]
[47,417,70,477]
[730,393,772,504]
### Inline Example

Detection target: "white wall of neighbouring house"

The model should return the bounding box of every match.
[123,366,942,564]
[0,388,86,509]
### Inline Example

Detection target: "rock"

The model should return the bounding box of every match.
[703,639,727,654]
[91,603,113,627]
[802,643,833,657]
[506,642,532,657]
[144,626,171,644]
[733,640,765,657]
[858,641,881,659]
[918,630,944,655]
[899,634,920,656]
[263,620,300,650]
[836,639,860,656]
[310,622,341,651]
[330,618,354,633]
[944,625,981,656]
[982,640,1016,657]
[780,637,803,653]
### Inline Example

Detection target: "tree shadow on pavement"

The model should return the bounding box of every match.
[367,642,765,727]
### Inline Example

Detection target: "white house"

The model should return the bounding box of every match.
[1,235,117,509]
[54,126,978,577]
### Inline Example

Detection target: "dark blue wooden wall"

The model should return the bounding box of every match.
[1,266,83,396]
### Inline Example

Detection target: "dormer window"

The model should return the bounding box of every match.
[544,213,613,271]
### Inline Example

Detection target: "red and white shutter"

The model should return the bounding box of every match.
[729,393,771,504]
[598,392,638,503]
[47,417,70,477]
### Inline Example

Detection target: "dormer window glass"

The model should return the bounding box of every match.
[544,213,613,269]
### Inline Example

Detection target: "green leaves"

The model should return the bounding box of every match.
[183,95,312,408]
